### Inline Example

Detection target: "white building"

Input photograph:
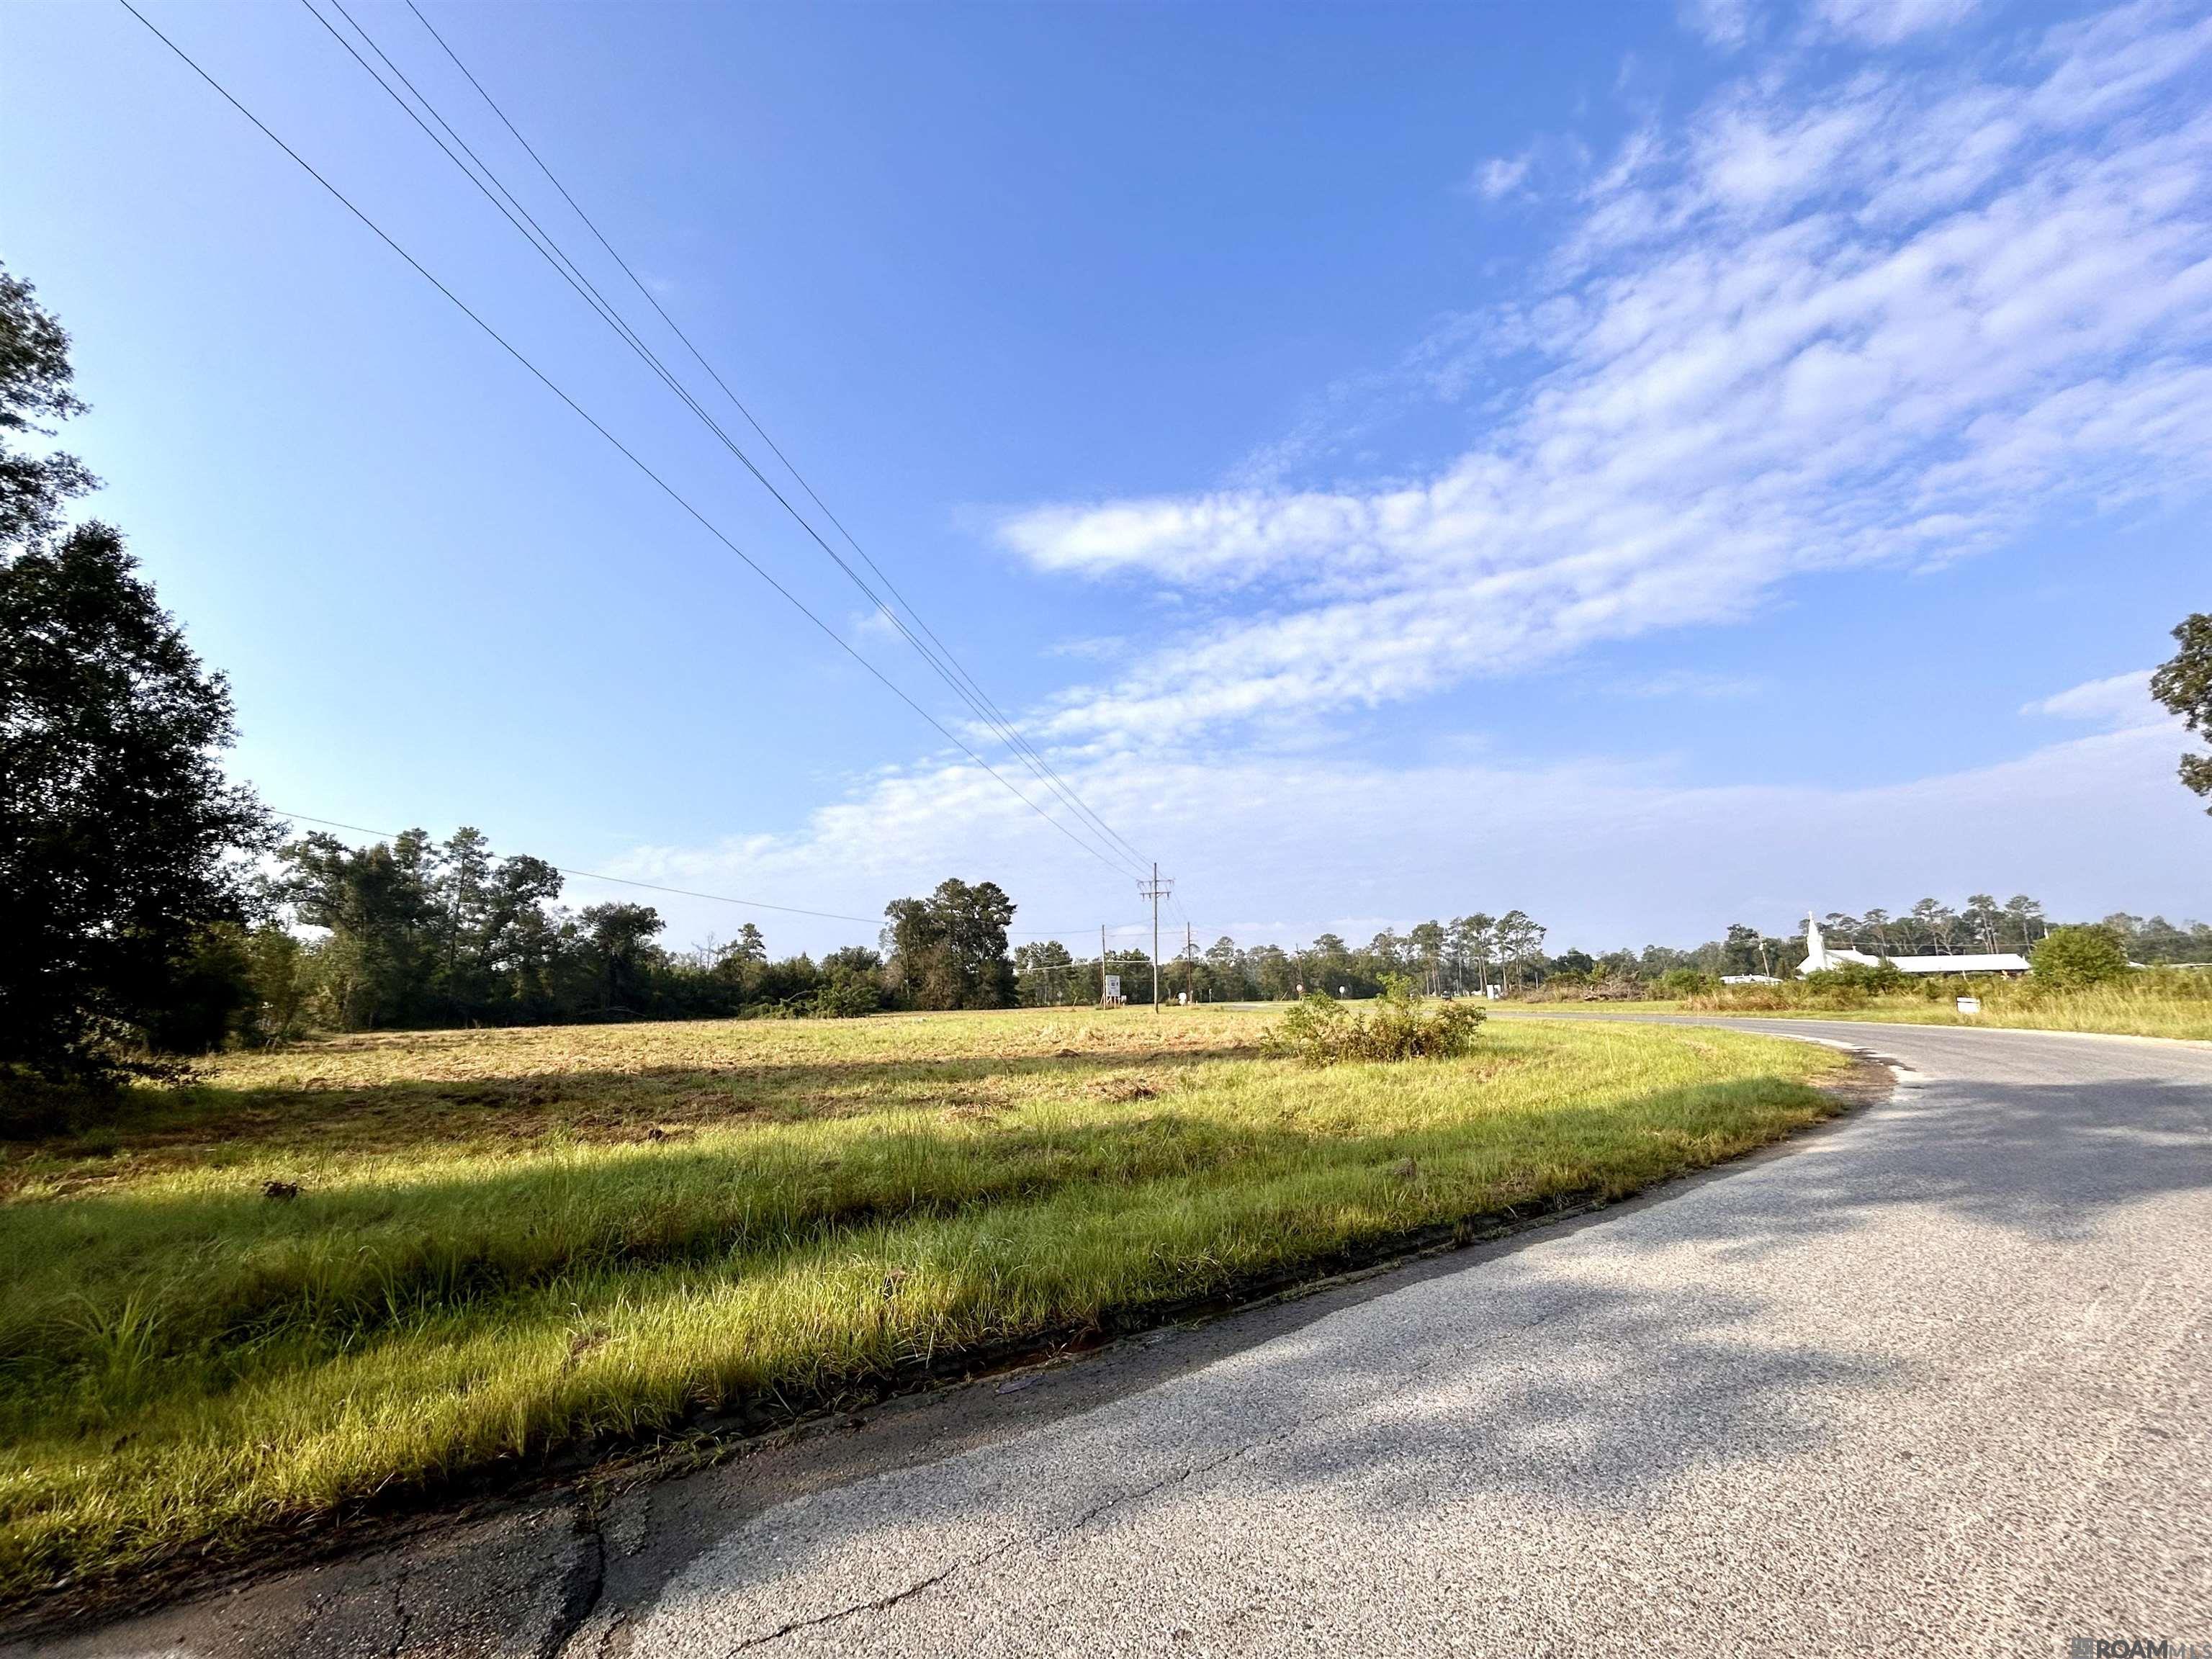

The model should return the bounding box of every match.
[1800,914,2030,978]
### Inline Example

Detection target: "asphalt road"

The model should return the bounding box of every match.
[27,1020,2212,1657]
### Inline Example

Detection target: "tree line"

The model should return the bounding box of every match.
[225,836,1025,1038]
[1012,912,1557,1007]
[1007,895,2212,1009]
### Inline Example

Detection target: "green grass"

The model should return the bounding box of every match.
[0,1006,1845,1604]
[1512,972,2212,1041]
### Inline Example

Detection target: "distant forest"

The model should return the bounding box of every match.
[181,828,2211,1041]
[1022,896,2212,1007]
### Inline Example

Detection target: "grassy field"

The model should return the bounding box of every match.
[0,1006,1848,1606]
[1509,974,2212,1041]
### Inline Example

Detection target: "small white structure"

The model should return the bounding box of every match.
[1800,914,2029,978]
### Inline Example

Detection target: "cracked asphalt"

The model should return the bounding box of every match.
[20,1020,2212,1657]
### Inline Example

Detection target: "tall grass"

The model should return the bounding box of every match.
[1675,967,2212,1040]
[0,1008,1843,1604]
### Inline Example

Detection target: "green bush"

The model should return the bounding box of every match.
[811,974,883,1019]
[1267,977,1485,1065]
[1801,958,1906,1003]
[2031,925,2131,989]
[1655,968,1719,998]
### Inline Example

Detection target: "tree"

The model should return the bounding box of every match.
[1246,942,1295,1000]
[2,524,275,1079]
[0,266,96,547]
[1495,911,1546,989]
[813,945,883,1017]
[575,903,665,1012]
[2031,925,2130,989]
[282,831,441,1028]
[1720,923,1766,976]
[2001,894,2045,952]
[1013,938,1075,1006]
[882,878,1017,1010]
[1407,920,1446,992]
[421,827,562,1021]
[1,267,272,1082]
[2150,611,2212,814]
[1550,948,1596,981]
[1907,897,1958,953]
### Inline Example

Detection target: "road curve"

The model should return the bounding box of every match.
[629,1020,2212,1657]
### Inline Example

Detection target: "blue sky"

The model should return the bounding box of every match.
[5,0,2208,957]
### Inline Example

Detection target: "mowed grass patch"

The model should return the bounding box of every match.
[0,1007,1844,1603]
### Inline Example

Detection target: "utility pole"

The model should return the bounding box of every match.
[1138,863,1174,1014]
[1100,923,1108,1008]
[1185,922,1195,1004]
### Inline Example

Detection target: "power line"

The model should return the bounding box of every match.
[117,0,1143,885]
[399,0,1152,879]
[303,0,1152,883]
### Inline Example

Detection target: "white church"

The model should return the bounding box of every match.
[1799,914,2031,978]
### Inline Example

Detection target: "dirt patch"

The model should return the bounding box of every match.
[1087,1076,1161,1103]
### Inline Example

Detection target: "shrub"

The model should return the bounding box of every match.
[811,974,882,1019]
[1802,958,1906,1001]
[2031,925,2131,989]
[1655,968,1719,998]
[1267,977,1485,1065]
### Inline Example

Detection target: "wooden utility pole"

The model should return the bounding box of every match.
[1137,864,1174,1013]
[1100,923,1108,1008]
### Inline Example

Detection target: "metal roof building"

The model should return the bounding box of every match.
[1801,914,2031,977]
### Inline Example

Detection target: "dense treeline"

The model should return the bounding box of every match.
[1008,894,2212,1008]
[251,827,860,1031]
[203,835,1032,1038]
[1015,912,1557,1007]
[84,835,2212,1051]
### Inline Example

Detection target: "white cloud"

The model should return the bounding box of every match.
[994,4,2212,746]
[2023,668,2162,729]
[611,709,2206,956]
[1815,0,1984,48]
[1473,153,1532,199]
[1681,0,1763,51]
[1618,668,1768,700]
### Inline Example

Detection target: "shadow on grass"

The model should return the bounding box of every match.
[2,1044,1273,1172]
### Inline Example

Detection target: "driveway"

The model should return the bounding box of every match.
[26,1021,2212,1656]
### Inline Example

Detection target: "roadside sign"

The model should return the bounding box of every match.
[1104,975,1120,1000]
[1956,995,1982,1014]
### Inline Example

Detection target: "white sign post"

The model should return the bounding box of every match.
[1956,995,1982,1015]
